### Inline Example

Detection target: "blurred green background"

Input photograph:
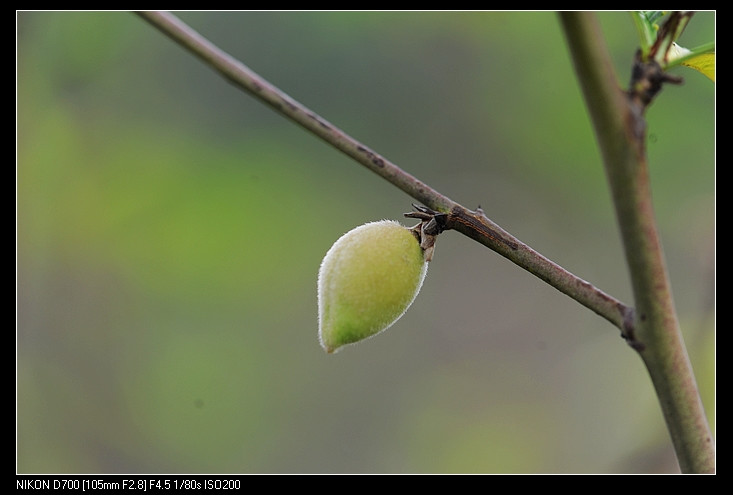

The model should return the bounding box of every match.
[17,11,714,474]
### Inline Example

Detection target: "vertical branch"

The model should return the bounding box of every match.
[559,12,714,473]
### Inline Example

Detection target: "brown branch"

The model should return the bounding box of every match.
[135,11,631,334]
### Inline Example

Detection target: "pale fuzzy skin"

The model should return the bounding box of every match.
[318,220,428,353]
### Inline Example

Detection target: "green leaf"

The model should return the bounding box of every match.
[631,11,663,56]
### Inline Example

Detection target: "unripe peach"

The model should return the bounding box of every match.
[318,220,428,353]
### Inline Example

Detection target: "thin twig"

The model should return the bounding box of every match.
[559,11,714,473]
[135,11,631,332]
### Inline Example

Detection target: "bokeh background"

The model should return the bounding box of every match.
[17,11,714,474]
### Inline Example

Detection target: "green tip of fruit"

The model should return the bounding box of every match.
[318,220,428,353]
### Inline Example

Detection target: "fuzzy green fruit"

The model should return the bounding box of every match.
[318,220,428,353]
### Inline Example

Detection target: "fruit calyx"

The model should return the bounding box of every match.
[404,204,448,262]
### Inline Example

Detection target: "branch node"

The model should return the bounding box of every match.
[628,50,683,111]
[619,306,645,351]
[405,204,449,262]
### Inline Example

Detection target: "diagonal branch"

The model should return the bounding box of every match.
[135,11,631,334]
